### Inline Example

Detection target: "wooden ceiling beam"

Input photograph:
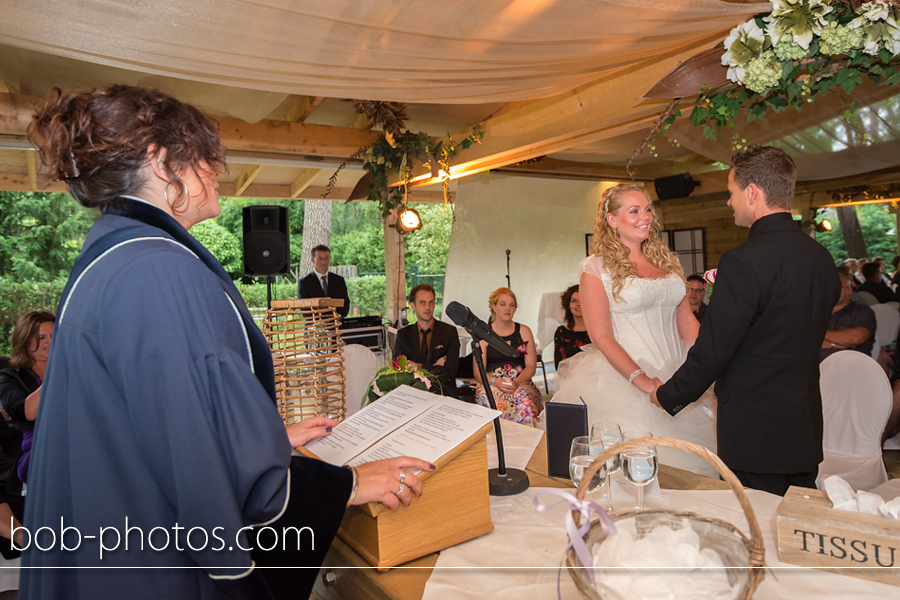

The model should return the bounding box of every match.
[232,164,264,196]
[26,151,38,192]
[285,96,325,123]
[217,116,379,157]
[289,168,322,198]
[216,182,444,203]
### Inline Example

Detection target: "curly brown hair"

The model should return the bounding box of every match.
[560,284,579,329]
[27,85,225,212]
[589,184,683,301]
[9,311,56,369]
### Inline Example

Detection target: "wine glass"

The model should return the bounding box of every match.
[621,430,657,511]
[569,436,604,497]
[590,422,623,512]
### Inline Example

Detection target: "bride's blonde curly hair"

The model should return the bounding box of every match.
[590,184,684,301]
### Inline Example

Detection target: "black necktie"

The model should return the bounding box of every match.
[321,274,328,296]
[420,328,431,362]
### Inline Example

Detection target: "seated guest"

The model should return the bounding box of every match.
[843,258,861,289]
[0,311,54,484]
[891,256,900,291]
[873,256,892,286]
[298,244,351,317]
[392,284,460,398]
[474,288,543,426]
[686,274,708,322]
[553,284,590,369]
[821,272,876,362]
[857,261,900,303]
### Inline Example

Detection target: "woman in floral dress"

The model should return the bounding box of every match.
[474,287,544,426]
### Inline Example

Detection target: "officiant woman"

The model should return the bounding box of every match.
[21,85,432,600]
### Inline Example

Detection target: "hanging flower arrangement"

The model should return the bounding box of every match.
[688,0,900,141]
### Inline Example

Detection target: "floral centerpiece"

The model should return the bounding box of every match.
[364,355,442,406]
[689,0,900,140]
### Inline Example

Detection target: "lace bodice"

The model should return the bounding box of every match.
[580,255,687,374]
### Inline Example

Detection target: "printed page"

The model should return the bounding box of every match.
[305,386,435,465]
[348,396,500,467]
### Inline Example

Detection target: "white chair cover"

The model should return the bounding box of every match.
[536,291,566,351]
[852,290,879,306]
[341,344,383,416]
[817,351,891,491]
[870,303,900,359]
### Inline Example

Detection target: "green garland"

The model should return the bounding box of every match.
[685,0,900,142]
[362,126,482,219]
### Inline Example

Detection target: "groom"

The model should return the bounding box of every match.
[651,146,840,496]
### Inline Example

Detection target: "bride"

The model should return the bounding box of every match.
[553,184,717,476]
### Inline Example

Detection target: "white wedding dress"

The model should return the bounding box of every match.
[552,255,718,477]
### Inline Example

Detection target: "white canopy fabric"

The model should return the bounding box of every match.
[0,0,765,107]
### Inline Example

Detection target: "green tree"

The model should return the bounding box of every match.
[816,204,898,263]
[404,203,453,274]
[190,220,243,278]
[0,191,95,281]
[331,224,385,272]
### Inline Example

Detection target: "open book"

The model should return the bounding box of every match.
[303,385,500,468]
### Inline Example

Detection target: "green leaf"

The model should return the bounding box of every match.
[703,126,717,141]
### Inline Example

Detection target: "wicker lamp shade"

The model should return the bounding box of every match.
[263,298,347,424]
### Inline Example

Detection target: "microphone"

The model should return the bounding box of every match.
[445,301,518,357]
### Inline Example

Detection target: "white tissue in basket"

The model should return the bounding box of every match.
[591,518,740,600]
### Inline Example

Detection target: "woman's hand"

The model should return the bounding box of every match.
[354,457,435,509]
[286,417,339,448]
[497,378,519,393]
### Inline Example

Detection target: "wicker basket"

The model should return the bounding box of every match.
[566,437,765,600]
[262,299,346,424]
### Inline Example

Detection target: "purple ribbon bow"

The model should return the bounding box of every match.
[533,489,617,584]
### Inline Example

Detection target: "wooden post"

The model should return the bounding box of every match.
[384,211,406,324]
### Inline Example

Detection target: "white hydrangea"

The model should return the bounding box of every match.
[722,19,768,84]
[819,21,865,55]
[773,32,810,61]
[744,50,783,94]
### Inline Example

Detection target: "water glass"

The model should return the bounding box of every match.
[569,436,604,495]
[621,430,657,511]
[589,422,622,512]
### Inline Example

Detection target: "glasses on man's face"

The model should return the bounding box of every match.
[688,287,705,294]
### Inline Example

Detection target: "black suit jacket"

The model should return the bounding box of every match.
[393,320,460,398]
[657,213,841,475]
[298,271,350,318]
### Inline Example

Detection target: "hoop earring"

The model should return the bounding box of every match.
[164,179,189,210]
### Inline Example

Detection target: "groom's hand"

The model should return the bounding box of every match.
[649,379,664,409]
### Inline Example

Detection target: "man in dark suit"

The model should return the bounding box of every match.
[298,244,350,318]
[651,146,841,496]
[393,284,460,398]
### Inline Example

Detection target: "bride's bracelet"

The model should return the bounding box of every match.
[627,369,645,384]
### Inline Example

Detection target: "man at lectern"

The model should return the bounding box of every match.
[298,244,351,318]
[393,285,460,398]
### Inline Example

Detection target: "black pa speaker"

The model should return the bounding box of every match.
[243,206,289,276]
[653,173,700,200]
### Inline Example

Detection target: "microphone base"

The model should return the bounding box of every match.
[488,468,530,496]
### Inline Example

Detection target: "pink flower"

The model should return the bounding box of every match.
[704,268,717,285]
[414,372,432,389]
[516,342,528,355]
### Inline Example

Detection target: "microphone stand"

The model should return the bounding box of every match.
[505,249,511,289]
[471,340,530,496]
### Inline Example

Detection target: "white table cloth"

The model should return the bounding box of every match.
[423,487,898,599]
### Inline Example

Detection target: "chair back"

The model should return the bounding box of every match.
[852,290,878,306]
[536,291,566,350]
[817,351,891,491]
[342,344,383,416]
[870,303,900,359]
